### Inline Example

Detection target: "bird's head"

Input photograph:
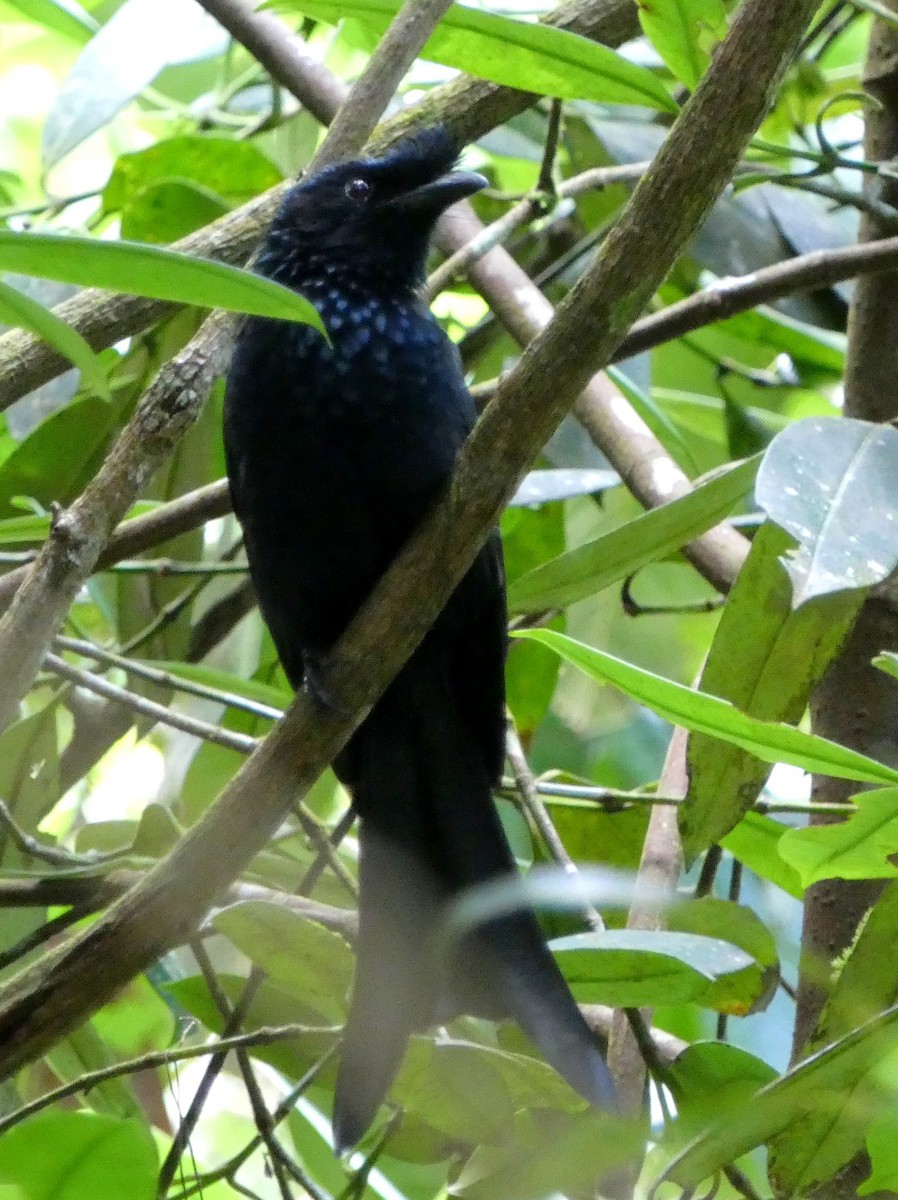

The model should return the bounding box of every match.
[262,126,487,291]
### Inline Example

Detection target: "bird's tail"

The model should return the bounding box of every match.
[331,717,443,1153]
[331,664,615,1151]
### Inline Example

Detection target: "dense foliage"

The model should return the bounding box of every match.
[1,1,897,1197]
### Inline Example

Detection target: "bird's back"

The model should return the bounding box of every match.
[225,279,483,673]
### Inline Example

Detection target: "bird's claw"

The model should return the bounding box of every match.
[303,657,350,715]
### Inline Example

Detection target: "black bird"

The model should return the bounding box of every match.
[223,127,615,1150]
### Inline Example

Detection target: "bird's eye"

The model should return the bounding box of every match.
[344,178,373,203]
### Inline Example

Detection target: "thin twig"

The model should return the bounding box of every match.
[54,635,283,722]
[191,939,296,1200]
[0,1023,336,1139]
[43,652,258,754]
[537,99,564,195]
[505,716,604,932]
[170,1046,339,1200]
[426,161,648,299]
[0,799,111,867]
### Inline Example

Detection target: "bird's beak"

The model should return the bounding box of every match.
[386,170,488,216]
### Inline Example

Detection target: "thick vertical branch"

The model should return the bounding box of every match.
[792,7,898,1195]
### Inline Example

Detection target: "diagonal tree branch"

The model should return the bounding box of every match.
[0,0,819,1083]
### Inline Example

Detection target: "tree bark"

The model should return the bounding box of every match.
[791,5,898,1195]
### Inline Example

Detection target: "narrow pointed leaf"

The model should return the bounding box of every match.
[0,232,324,330]
[514,628,898,786]
[268,0,677,112]
[0,278,109,399]
[508,455,759,613]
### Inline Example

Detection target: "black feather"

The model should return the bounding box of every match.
[223,127,615,1151]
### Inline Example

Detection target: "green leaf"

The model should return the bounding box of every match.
[721,812,804,899]
[652,1004,898,1195]
[756,417,898,608]
[393,1039,516,1144]
[669,898,778,1015]
[553,929,753,1008]
[0,231,324,330]
[606,365,698,474]
[0,500,158,547]
[453,1110,644,1199]
[682,521,863,860]
[712,303,846,373]
[864,1108,898,1195]
[503,502,565,731]
[45,1024,142,1122]
[515,628,898,787]
[0,279,109,399]
[7,0,97,43]
[103,136,282,213]
[802,880,898,1056]
[848,0,898,29]
[212,900,353,1021]
[120,180,229,244]
[0,703,60,844]
[0,395,115,518]
[637,0,728,90]
[268,0,677,111]
[507,455,759,614]
[778,788,898,887]
[671,1041,777,1127]
[168,973,338,1082]
[0,1112,157,1200]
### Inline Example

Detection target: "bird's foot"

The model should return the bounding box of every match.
[303,656,350,714]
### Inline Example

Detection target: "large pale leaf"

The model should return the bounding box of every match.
[515,628,898,786]
[552,929,753,1008]
[43,0,226,166]
[0,231,324,329]
[453,1111,643,1200]
[269,0,677,111]
[756,417,898,608]
[508,455,759,613]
